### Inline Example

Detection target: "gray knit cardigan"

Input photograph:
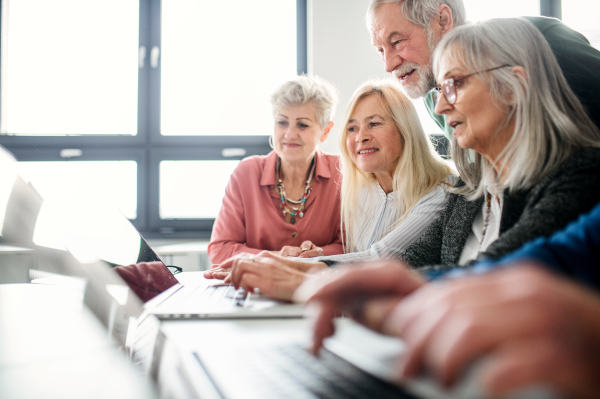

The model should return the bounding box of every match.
[401,148,600,270]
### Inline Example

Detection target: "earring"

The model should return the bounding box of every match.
[269,135,274,149]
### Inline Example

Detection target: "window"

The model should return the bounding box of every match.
[0,0,306,238]
[562,0,600,50]
[462,0,540,22]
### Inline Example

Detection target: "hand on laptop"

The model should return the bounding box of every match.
[204,252,260,281]
[228,252,328,301]
[294,261,425,354]
[205,250,328,283]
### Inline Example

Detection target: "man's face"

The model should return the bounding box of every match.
[370,2,438,99]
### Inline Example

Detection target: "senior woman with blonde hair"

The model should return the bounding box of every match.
[206,79,455,299]
[208,75,344,263]
[307,79,454,262]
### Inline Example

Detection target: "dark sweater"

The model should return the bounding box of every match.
[471,202,600,291]
[402,148,600,270]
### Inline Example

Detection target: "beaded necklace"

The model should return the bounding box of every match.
[479,192,493,251]
[276,156,316,225]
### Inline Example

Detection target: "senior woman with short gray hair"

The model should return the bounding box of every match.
[208,76,344,264]
[400,17,600,270]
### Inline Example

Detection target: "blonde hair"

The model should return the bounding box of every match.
[340,79,453,252]
[433,18,600,199]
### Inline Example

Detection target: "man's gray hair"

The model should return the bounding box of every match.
[366,0,467,31]
[270,75,338,129]
[433,18,600,198]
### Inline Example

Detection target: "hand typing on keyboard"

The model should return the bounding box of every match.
[300,263,600,398]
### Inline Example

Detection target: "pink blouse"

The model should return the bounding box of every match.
[208,151,344,263]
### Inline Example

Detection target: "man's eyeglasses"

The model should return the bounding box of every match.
[435,64,511,105]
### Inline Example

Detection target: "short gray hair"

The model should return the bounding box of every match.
[366,0,467,31]
[270,75,338,129]
[433,18,600,198]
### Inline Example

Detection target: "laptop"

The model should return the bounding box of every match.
[0,148,555,399]
[0,148,303,321]
[156,315,531,399]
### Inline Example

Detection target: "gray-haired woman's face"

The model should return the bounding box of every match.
[273,103,328,165]
[434,54,514,163]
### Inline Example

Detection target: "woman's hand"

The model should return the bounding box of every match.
[229,252,327,301]
[387,264,600,398]
[203,252,257,281]
[279,241,325,258]
[204,249,326,282]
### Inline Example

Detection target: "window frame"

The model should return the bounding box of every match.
[0,0,307,238]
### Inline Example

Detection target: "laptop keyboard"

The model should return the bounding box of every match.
[177,284,250,309]
[198,344,417,399]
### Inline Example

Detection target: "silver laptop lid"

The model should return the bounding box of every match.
[0,146,179,305]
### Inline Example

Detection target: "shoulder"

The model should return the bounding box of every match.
[522,148,600,198]
[442,178,478,212]
[439,174,460,191]
[521,16,576,36]
[316,151,341,169]
[521,16,563,31]
[314,151,342,183]
[233,152,273,177]
[549,148,600,177]
[521,16,593,48]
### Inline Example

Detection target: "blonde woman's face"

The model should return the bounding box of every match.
[346,95,403,178]
[273,103,328,166]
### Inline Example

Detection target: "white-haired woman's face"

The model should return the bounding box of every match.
[273,103,329,166]
[346,95,403,178]
[434,54,514,163]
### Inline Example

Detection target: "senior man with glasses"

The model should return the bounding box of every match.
[367,0,600,134]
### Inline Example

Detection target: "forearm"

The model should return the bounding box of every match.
[319,243,344,256]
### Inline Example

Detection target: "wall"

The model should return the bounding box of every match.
[308,0,387,154]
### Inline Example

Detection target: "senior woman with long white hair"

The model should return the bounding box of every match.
[399,17,600,269]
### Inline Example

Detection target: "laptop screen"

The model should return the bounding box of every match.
[0,146,179,303]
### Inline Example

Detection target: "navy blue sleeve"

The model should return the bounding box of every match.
[426,203,600,290]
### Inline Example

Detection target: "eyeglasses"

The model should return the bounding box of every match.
[435,64,511,105]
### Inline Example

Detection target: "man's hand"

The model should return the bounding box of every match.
[388,264,600,398]
[297,261,426,353]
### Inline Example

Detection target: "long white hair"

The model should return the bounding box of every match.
[433,18,600,199]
